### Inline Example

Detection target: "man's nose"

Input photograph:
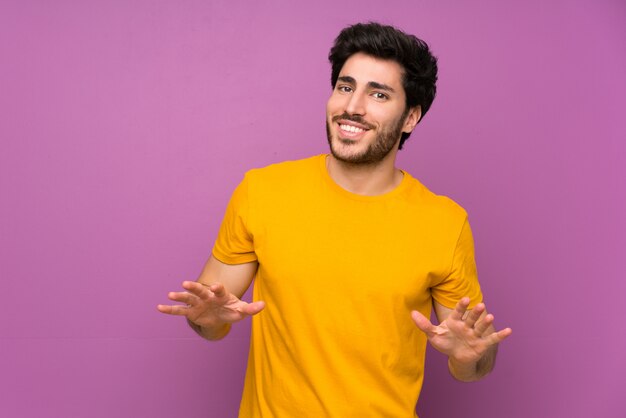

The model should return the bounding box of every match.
[345,91,366,116]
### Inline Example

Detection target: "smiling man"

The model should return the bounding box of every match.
[159,22,511,417]
[327,53,415,167]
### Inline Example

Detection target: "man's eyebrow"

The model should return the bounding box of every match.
[337,76,355,84]
[368,81,395,93]
[337,76,396,94]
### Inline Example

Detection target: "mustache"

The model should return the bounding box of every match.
[331,113,374,129]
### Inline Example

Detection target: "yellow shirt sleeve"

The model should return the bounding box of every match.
[431,217,483,309]
[212,174,257,265]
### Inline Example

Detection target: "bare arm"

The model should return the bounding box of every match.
[412,298,512,382]
[157,255,262,341]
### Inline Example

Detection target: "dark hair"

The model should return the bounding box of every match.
[328,22,438,149]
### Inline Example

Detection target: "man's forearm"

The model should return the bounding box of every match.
[187,318,232,341]
[448,344,499,382]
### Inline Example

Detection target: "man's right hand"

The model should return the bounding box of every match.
[157,281,265,337]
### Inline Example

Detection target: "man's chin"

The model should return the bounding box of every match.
[327,133,375,164]
[329,144,370,164]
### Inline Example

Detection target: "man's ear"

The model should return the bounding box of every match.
[402,106,422,134]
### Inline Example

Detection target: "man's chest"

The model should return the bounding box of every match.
[251,195,454,305]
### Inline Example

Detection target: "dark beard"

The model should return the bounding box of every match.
[326,109,409,165]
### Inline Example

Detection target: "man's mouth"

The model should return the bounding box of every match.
[336,120,371,140]
[332,113,373,130]
[333,114,373,138]
[339,124,366,133]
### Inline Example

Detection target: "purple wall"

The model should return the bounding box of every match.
[1,1,624,417]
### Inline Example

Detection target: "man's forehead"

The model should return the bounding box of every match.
[338,53,405,90]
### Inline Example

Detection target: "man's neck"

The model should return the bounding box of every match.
[326,153,403,196]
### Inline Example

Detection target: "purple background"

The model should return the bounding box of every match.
[1,0,625,417]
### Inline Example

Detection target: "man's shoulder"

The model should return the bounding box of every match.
[245,154,323,183]
[405,174,468,221]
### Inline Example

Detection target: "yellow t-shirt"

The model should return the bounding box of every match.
[213,155,483,418]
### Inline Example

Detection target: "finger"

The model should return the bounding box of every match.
[157,304,189,316]
[450,297,470,321]
[208,282,226,297]
[465,303,485,328]
[473,313,494,336]
[182,281,210,299]
[168,291,200,306]
[239,301,266,316]
[485,327,513,345]
[411,310,436,337]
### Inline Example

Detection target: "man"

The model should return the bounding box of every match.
[158,22,511,417]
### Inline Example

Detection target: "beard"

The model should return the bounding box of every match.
[326,109,409,165]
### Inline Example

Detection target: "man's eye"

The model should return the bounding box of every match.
[372,92,388,100]
[338,86,352,93]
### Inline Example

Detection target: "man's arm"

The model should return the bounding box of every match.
[412,298,512,382]
[157,255,262,341]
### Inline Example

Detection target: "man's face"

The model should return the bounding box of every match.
[326,52,417,164]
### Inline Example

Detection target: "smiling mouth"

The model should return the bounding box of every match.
[339,124,366,133]
[332,113,373,129]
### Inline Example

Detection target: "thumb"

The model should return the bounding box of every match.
[411,310,436,337]
[240,301,266,316]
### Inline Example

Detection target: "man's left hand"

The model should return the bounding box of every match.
[411,297,512,367]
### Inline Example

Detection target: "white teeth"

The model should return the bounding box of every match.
[339,124,365,133]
